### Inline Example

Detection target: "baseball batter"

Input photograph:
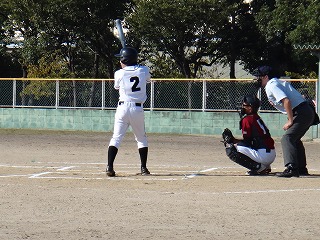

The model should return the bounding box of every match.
[106,47,151,177]
[222,95,276,175]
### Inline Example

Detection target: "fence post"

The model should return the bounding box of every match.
[202,80,206,112]
[315,53,320,138]
[12,79,16,108]
[102,80,105,109]
[150,80,154,111]
[257,88,262,101]
[55,80,59,109]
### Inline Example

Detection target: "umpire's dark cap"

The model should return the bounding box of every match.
[252,66,272,77]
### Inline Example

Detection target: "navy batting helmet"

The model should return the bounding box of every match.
[115,47,138,66]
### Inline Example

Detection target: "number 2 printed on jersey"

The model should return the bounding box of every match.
[130,76,140,92]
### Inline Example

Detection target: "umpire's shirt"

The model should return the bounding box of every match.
[265,78,305,113]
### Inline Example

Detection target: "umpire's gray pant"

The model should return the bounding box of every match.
[281,102,314,169]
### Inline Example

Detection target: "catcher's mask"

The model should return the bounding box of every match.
[239,95,261,117]
[252,66,272,88]
[115,47,138,66]
[239,95,261,129]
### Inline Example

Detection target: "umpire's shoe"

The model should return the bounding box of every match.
[106,167,116,177]
[299,167,310,176]
[277,164,299,178]
[141,167,150,175]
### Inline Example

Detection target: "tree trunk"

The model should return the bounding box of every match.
[229,58,236,79]
[66,42,77,107]
[181,60,192,110]
[88,53,100,107]
[21,65,28,106]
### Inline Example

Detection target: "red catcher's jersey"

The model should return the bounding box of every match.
[241,114,275,149]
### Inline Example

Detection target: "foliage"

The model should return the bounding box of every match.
[27,51,73,78]
[285,71,317,80]
[2,0,133,78]
[288,0,320,46]
[1,0,134,104]
[218,0,267,77]
[128,0,235,78]
[1,0,319,81]
[21,51,74,100]
[139,49,184,78]
[285,71,317,100]
[252,0,319,75]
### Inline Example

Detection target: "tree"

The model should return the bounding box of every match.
[218,0,266,78]
[287,0,320,75]
[2,0,133,106]
[128,0,235,79]
[251,0,319,75]
[128,0,241,109]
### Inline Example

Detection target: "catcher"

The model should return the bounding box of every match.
[221,95,276,175]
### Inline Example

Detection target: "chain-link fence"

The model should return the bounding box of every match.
[0,78,317,112]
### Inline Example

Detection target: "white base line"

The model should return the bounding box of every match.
[200,188,320,195]
[57,166,75,171]
[30,176,177,181]
[29,172,52,178]
[0,175,29,178]
[184,167,218,179]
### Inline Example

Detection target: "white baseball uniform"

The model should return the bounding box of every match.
[109,65,151,149]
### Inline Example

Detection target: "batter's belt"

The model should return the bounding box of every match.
[118,101,141,106]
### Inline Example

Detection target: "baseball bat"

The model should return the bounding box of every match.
[115,19,126,48]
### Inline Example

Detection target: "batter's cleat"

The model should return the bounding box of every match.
[106,168,116,177]
[276,165,299,178]
[141,167,150,175]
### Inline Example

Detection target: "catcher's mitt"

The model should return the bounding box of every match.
[222,128,235,146]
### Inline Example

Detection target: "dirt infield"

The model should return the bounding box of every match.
[1,129,320,240]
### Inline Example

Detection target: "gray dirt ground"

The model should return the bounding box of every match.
[0,129,320,240]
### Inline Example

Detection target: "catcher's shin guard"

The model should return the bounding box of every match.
[225,144,261,171]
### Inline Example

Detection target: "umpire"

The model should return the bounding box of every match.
[252,66,316,177]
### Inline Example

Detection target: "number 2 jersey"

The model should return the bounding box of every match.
[114,65,151,103]
[240,114,275,150]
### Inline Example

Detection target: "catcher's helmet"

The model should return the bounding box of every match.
[252,66,272,77]
[115,47,138,66]
[242,95,261,113]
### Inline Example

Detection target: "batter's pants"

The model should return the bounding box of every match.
[109,102,148,149]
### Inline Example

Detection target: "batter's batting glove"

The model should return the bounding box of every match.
[221,128,235,146]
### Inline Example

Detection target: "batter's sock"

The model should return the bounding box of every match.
[139,147,148,168]
[107,146,118,169]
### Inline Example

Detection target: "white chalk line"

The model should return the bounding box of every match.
[2,164,320,195]
[0,162,224,173]
[1,163,319,183]
[175,188,320,196]
[32,162,223,169]
[0,164,221,181]
[57,166,75,171]
[0,174,30,178]
[29,172,52,178]
[183,167,225,179]
[222,188,320,195]
[0,164,60,169]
